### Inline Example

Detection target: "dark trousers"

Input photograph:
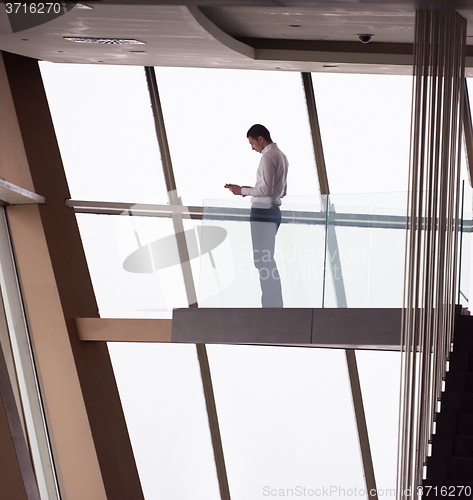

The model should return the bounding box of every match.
[250,205,283,308]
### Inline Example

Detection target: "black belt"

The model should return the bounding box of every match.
[250,204,282,227]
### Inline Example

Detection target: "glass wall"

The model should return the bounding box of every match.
[155,67,319,206]
[108,342,220,500]
[76,213,188,319]
[39,63,168,204]
[311,73,412,195]
[207,345,366,500]
[37,63,422,500]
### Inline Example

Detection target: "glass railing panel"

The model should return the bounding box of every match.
[367,220,407,308]
[200,198,327,308]
[197,215,262,308]
[76,191,470,313]
[276,210,327,308]
[201,194,409,308]
[322,203,373,308]
[324,193,409,308]
[76,213,188,318]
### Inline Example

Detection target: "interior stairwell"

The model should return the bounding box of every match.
[423,311,473,497]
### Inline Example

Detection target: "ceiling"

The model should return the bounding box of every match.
[1,1,473,75]
[202,5,417,43]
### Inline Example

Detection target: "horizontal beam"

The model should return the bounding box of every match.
[76,318,172,342]
[68,200,472,232]
[0,179,44,205]
[77,308,402,350]
[173,308,401,349]
[67,200,203,218]
[69,199,409,228]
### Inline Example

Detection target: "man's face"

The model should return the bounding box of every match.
[248,136,265,153]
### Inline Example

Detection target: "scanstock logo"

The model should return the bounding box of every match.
[3,1,77,33]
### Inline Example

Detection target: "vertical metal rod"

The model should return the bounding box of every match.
[345,350,377,498]
[196,344,231,500]
[144,66,198,307]
[457,183,465,305]
[398,10,466,497]
[144,66,231,500]
[144,66,177,196]
[397,15,421,490]
[321,195,329,308]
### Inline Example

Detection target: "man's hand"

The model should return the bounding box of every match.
[225,183,243,196]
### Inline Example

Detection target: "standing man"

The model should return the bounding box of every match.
[225,124,288,307]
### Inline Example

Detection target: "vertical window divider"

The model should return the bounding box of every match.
[302,71,378,499]
[144,66,231,500]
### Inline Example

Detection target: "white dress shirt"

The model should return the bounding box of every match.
[241,142,288,208]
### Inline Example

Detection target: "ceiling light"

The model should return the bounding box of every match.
[64,37,146,45]
[358,34,373,44]
[74,3,93,8]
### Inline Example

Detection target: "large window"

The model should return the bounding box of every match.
[108,343,220,500]
[207,345,366,499]
[155,67,319,206]
[40,63,168,203]
[312,73,412,194]
[38,62,413,500]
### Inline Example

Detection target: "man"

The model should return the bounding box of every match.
[225,124,288,307]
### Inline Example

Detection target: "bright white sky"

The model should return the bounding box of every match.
[38,62,472,500]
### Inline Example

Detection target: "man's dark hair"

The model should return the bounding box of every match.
[247,124,272,142]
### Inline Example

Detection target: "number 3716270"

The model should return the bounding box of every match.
[5,3,62,14]
[418,485,472,497]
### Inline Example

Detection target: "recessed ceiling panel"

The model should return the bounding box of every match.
[201,6,416,43]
